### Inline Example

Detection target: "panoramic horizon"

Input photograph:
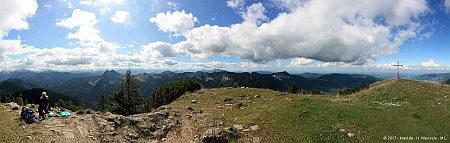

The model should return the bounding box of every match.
[1,0,450,73]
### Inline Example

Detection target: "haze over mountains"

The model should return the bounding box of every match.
[1,69,449,108]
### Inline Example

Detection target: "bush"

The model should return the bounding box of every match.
[54,99,83,111]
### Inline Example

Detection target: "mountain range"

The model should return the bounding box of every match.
[5,70,448,109]
[1,70,382,109]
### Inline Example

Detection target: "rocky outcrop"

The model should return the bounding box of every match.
[94,107,179,142]
[201,127,226,143]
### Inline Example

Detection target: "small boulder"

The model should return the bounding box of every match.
[201,127,225,143]
[114,115,123,125]
[192,100,198,103]
[254,94,260,98]
[250,125,259,131]
[347,132,355,138]
[223,127,235,134]
[299,110,308,118]
[185,106,194,111]
[413,113,422,119]
[233,124,243,130]
[7,102,19,110]
[157,105,171,111]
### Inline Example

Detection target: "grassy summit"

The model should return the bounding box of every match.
[169,79,450,142]
[1,79,449,142]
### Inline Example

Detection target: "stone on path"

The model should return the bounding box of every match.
[250,125,259,131]
[233,124,243,130]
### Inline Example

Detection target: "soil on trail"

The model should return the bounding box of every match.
[33,114,101,143]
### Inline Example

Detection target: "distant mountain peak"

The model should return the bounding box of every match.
[161,71,176,75]
[102,70,120,76]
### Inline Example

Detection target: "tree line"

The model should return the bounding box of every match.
[144,78,201,112]
[338,83,370,95]
[288,82,322,95]
[0,93,28,106]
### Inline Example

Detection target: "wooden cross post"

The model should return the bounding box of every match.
[394,61,403,79]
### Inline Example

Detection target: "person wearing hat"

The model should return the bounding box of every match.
[38,92,49,120]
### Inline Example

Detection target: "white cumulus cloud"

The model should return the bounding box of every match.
[56,9,98,28]
[149,10,198,34]
[445,0,450,13]
[288,58,314,67]
[171,0,430,65]
[421,59,441,68]
[140,41,187,60]
[241,3,269,25]
[0,0,38,62]
[57,9,118,54]
[110,10,129,23]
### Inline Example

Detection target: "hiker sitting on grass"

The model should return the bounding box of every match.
[39,92,49,120]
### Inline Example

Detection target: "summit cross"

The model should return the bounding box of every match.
[394,61,403,79]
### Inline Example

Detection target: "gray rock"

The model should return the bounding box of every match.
[233,124,243,130]
[254,94,260,98]
[157,105,171,111]
[152,130,167,138]
[347,132,355,137]
[298,110,308,118]
[192,100,198,103]
[250,125,259,131]
[185,106,194,111]
[126,115,144,123]
[201,127,225,143]
[7,102,19,110]
[114,115,123,125]
[128,131,139,139]
[223,127,235,134]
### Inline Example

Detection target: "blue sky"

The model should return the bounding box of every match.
[0,0,450,73]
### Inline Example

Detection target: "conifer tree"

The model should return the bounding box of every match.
[288,82,300,94]
[81,97,86,110]
[123,69,142,115]
[0,93,3,103]
[98,92,107,111]
[16,97,24,106]
[110,69,142,115]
